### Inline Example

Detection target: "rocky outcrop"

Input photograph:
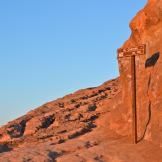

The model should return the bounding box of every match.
[1,0,162,161]
[117,0,162,144]
[1,77,162,162]
[0,79,119,147]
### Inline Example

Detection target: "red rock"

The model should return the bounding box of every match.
[117,0,162,145]
[1,1,162,161]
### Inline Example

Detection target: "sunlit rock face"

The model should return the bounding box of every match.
[118,0,162,144]
[2,1,162,161]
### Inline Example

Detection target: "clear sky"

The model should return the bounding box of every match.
[0,0,147,126]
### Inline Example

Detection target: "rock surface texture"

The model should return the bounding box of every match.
[1,0,162,161]
[118,0,162,145]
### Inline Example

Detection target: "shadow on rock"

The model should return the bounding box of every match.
[0,145,12,153]
[145,52,160,68]
[48,151,60,162]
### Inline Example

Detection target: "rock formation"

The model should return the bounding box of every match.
[118,0,162,145]
[1,0,162,161]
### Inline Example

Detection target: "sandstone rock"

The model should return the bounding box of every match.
[24,114,55,136]
[116,0,162,144]
[6,120,26,138]
[1,1,162,161]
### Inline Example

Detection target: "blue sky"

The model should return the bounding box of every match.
[0,0,147,125]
